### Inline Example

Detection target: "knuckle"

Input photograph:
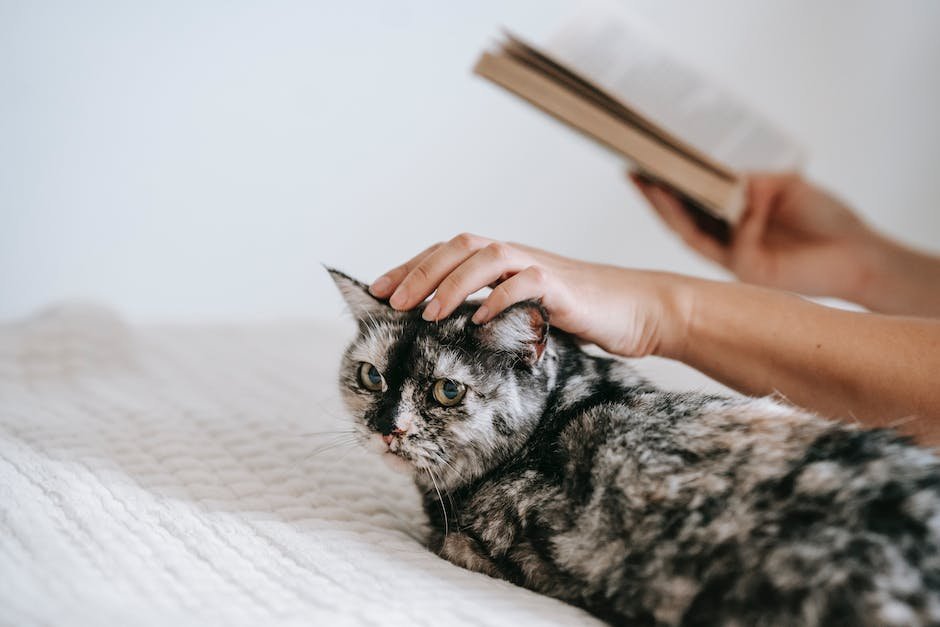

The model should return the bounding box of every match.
[451,232,479,251]
[485,241,512,261]
[525,264,548,285]
[413,264,432,282]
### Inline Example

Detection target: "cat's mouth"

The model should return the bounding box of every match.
[367,433,415,474]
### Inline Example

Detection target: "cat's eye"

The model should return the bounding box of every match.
[433,379,466,406]
[358,362,384,391]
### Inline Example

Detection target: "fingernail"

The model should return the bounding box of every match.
[370,276,391,296]
[389,289,407,310]
[422,300,441,322]
[471,305,489,325]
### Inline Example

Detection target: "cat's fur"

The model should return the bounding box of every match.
[330,269,940,626]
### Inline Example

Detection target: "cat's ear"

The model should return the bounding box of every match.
[325,266,393,321]
[478,300,549,365]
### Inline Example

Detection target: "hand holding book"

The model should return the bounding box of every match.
[469,4,940,317]
[630,171,940,317]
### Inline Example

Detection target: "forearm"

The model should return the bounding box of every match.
[664,278,940,445]
[852,234,940,316]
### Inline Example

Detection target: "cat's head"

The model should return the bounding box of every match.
[328,268,559,491]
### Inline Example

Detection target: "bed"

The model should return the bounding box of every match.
[0,303,720,625]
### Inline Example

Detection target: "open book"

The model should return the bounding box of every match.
[473,4,803,242]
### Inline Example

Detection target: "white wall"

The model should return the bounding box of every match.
[2,0,939,323]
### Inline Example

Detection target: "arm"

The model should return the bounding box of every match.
[853,237,940,316]
[670,277,940,444]
[369,234,940,445]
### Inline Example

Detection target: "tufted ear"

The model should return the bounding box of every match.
[477,301,549,365]
[325,266,394,321]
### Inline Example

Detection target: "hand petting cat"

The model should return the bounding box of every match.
[368,234,691,359]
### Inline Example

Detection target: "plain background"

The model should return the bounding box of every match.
[2,0,939,324]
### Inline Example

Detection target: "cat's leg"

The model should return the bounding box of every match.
[438,532,505,579]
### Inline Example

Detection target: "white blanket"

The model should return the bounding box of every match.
[0,304,604,626]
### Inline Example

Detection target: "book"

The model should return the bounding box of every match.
[473,3,804,243]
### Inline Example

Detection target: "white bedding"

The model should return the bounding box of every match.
[0,304,604,626]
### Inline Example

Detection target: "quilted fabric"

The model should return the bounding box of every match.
[0,304,602,626]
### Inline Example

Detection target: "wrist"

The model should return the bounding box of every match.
[851,233,940,315]
[844,230,895,309]
[651,273,700,361]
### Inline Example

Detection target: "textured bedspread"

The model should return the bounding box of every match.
[0,305,604,626]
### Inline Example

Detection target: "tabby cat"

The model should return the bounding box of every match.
[330,268,940,626]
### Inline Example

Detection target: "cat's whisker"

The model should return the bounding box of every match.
[442,481,461,529]
[293,429,358,438]
[303,433,359,443]
[331,433,369,464]
[304,435,362,459]
[305,442,358,459]
[309,431,359,442]
[433,457,465,527]
[306,406,351,423]
[330,446,359,466]
[426,468,449,543]
[438,456,464,479]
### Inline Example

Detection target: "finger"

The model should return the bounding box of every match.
[746,172,800,201]
[390,233,491,310]
[627,170,662,202]
[370,242,442,297]
[627,169,649,187]
[641,184,730,265]
[733,180,772,249]
[728,175,783,266]
[423,242,529,321]
[472,265,552,325]
[487,274,509,289]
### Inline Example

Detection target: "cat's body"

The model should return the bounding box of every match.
[330,270,940,626]
[426,335,940,626]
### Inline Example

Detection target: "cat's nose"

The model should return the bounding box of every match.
[381,428,406,446]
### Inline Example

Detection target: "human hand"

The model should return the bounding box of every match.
[368,234,692,358]
[630,172,879,301]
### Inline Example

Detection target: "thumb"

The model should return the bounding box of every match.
[629,171,730,265]
[732,176,775,253]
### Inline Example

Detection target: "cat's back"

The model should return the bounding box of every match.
[548,389,940,625]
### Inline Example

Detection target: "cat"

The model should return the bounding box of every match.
[329,268,940,626]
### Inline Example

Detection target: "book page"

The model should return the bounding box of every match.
[545,2,804,171]
[501,34,737,180]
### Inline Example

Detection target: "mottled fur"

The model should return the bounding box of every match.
[330,269,940,626]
